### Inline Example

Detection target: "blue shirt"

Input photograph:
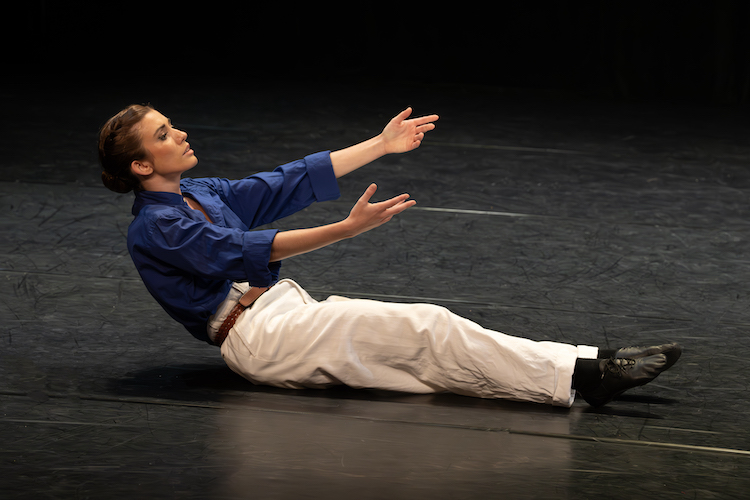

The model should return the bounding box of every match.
[127,151,340,344]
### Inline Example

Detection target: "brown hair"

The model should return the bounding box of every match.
[98,104,154,193]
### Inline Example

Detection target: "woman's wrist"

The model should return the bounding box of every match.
[330,135,389,178]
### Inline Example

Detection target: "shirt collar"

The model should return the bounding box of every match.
[132,189,185,216]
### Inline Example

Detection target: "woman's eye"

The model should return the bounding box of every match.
[159,133,168,140]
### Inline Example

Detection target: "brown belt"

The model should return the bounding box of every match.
[213,286,270,347]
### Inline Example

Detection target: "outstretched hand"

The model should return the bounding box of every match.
[329,107,439,178]
[381,107,439,154]
[343,183,416,237]
[269,184,415,262]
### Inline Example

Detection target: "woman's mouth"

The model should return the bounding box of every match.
[184,143,193,155]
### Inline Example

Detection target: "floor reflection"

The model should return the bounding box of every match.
[208,392,576,497]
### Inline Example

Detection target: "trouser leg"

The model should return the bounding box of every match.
[221,280,596,407]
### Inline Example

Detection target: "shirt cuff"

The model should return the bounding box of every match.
[305,151,340,202]
[241,228,280,286]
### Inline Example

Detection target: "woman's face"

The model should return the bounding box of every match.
[136,110,198,178]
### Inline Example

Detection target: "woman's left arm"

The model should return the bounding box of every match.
[269,183,415,262]
[329,107,439,178]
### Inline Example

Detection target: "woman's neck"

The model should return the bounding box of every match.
[139,173,182,194]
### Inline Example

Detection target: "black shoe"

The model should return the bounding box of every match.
[579,354,668,408]
[614,343,682,371]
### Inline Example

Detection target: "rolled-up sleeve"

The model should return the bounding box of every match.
[241,228,281,286]
[304,151,340,202]
[217,152,341,228]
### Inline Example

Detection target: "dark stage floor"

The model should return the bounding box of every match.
[2,78,750,499]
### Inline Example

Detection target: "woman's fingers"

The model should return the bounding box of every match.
[380,192,411,207]
[356,183,379,205]
[392,107,414,124]
[383,195,416,213]
[358,185,413,210]
[411,114,439,128]
[350,185,415,230]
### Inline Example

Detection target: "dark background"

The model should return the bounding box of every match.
[7,1,750,104]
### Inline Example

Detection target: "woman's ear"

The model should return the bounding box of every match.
[131,159,153,177]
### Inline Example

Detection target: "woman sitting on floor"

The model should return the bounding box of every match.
[98,104,681,408]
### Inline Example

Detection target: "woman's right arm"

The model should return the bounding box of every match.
[268,183,415,262]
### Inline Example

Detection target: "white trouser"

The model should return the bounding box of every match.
[219,279,598,407]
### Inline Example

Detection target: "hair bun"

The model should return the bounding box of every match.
[101,171,134,194]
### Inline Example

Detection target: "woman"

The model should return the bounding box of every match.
[98,104,680,408]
